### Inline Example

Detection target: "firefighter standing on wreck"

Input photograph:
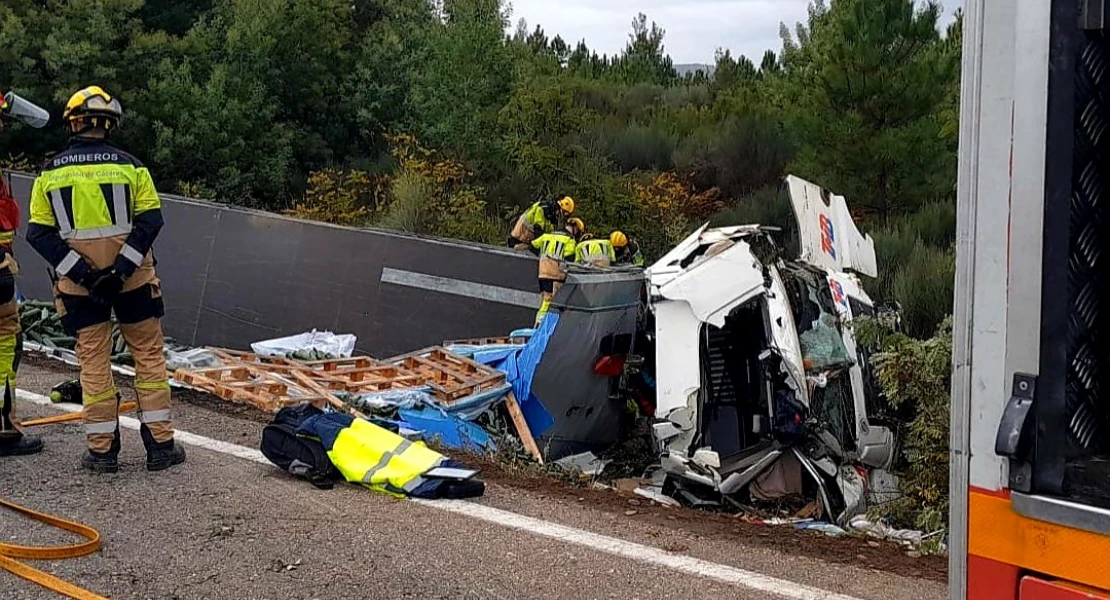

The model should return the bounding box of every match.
[27,86,185,473]
[529,217,585,326]
[0,90,49,457]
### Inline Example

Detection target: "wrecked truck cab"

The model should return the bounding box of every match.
[645,226,811,501]
[644,174,895,520]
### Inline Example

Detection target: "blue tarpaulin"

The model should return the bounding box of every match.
[471,315,559,438]
[398,405,496,452]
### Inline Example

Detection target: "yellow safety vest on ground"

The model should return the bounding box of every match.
[532,231,576,280]
[327,418,446,496]
[575,239,615,267]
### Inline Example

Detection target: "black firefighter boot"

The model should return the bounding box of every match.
[81,428,120,474]
[0,432,44,456]
[0,386,43,456]
[142,424,185,472]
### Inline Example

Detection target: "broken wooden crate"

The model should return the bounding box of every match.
[173,364,335,412]
[384,346,507,405]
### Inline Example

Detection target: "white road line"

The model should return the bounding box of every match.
[18,389,866,600]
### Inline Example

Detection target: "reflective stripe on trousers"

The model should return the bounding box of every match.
[121,319,173,443]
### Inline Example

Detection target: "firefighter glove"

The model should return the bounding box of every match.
[88,268,124,304]
[112,252,138,278]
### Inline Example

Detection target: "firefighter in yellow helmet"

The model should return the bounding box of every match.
[575,230,616,268]
[0,90,50,457]
[508,195,575,250]
[529,218,585,326]
[610,231,644,267]
[27,86,185,473]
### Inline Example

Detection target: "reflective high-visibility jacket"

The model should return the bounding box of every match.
[27,140,164,296]
[308,414,446,496]
[575,238,615,267]
[510,202,554,244]
[531,231,576,280]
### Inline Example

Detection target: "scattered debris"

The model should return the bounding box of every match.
[250,329,356,359]
[15,173,927,554]
[20,300,191,369]
[634,486,680,507]
[554,452,611,477]
[848,516,927,547]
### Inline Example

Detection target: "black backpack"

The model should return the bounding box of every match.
[260,404,340,490]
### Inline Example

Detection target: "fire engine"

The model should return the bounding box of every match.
[951,0,1110,598]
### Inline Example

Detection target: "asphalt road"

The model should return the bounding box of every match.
[0,357,947,600]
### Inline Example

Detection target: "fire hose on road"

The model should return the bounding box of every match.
[0,497,106,600]
[0,399,128,599]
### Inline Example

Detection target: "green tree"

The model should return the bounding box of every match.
[776,0,956,223]
[712,49,757,91]
[612,14,678,87]
[346,0,434,143]
[409,0,512,168]
[139,0,215,35]
[567,41,610,80]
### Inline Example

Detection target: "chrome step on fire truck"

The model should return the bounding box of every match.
[951,0,1110,598]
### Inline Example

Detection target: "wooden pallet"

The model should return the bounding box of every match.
[298,358,426,392]
[385,346,507,404]
[173,365,334,412]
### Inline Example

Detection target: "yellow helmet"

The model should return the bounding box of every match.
[610,231,629,248]
[566,217,585,236]
[63,86,122,131]
[557,196,575,214]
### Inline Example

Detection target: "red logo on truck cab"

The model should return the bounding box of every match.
[829,279,847,309]
[819,214,837,260]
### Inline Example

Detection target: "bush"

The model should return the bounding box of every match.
[662,84,712,110]
[378,170,432,233]
[286,168,378,227]
[708,184,798,255]
[902,201,956,248]
[673,116,794,199]
[855,317,953,534]
[892,243,955,339]
[869,225,922,303]
[606,125,676,173]
[617,83,665,117]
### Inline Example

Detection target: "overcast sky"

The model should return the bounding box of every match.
[508,0,963,65]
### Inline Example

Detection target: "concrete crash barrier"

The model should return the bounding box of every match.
[3,171,539,356]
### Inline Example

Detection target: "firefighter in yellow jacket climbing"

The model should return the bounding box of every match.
[26,86,185,474]
[508,195,575,249]
[530,218,585,326]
